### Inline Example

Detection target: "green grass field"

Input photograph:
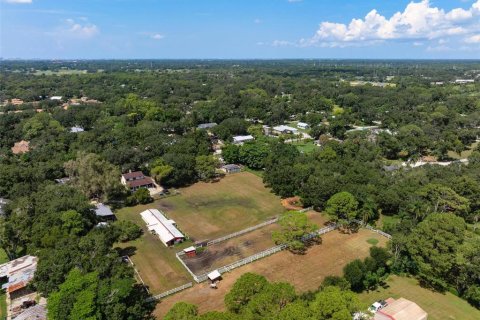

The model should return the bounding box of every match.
[0,292,6,320]
[291,140,319,154]
[359,275,480,320]
[158,172,285,240]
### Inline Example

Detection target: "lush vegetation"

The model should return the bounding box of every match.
[0,60,479,317]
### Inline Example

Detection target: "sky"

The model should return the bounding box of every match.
[1,0,480,59]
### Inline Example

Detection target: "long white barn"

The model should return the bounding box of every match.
[140,209,185,246]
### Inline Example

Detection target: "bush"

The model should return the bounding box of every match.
[126,188,153,206]
[113,220,142,242]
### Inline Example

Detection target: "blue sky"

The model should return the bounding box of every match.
[1,0,479,59]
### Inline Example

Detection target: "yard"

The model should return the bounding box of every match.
[157,172,285,241]
[115,203,192,294]
[115,172,284,294]
[291,140,319,154]
[358,275,480,320]
[154,228,388,317]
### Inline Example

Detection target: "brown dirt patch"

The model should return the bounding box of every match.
[281,196,304,211]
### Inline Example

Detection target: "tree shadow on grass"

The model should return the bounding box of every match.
[116,246,138,257]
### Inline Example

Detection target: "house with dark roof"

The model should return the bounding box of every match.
[121,171,155,192]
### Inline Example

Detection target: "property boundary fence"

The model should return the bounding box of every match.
[123,255,149,294]
[352,220,392,239]
[147,282,193,302]
[205,217,279,247]
[190,223,339,283]
[194,244,288,283]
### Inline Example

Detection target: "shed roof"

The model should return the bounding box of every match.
[140,209,184,246]
[197,123,217,129]
[223,164,241,170]
[14,304,47,320]
[94,203,114,217]
[233,135,254,142]
[208,270,221,281]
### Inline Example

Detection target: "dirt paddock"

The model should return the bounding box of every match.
[181,211,329,275]
[155,228,388,318]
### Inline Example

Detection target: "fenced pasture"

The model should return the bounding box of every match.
[154,228,389,318]
[179,211,329,277]
[157,172,285,240]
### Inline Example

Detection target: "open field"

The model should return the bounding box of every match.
[158,172,285,241]
[154,228,387,318]
[32,69,88,76]
[115,203,192,294]
[182,211,329,275]
[291,140,319,154]
[448,141,479,159]
[358,275,480,320]
[0,293,5,320]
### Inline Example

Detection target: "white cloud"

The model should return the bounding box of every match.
[48,19,99,39]
[465,34,480,43]
[151,33,164,40]
[5,0,32,4]
[303,0,480,47]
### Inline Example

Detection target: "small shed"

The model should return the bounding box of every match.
[94,203,115,220]
[207,270,222,282]
[183,246,197,258]
[221,164,241,174]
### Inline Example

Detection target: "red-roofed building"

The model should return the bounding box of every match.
[121,171,155,192]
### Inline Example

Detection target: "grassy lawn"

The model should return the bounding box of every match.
[448,141,478,159]
[0,249,9,265]
[377,214,401,230]
[115,203,192,294]
[358,275,480,320]
[158,172,285,241]
[243,167,264,178]
[0,292,5,320]
[291,140,319,154]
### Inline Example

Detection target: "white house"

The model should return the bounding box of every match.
[140,209,185,246]
[232,135,254,145]
[297,122,310,130]
[272,125,298,135]
[49,96,63,101]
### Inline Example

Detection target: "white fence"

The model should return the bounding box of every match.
[205,217,279,246]
[352,219,392,239]
[147,282,193,302]
[193,224,339,283]
[194,244,288,283]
